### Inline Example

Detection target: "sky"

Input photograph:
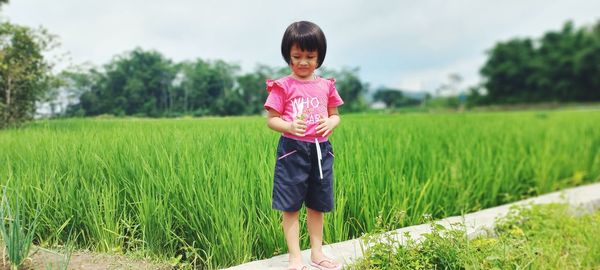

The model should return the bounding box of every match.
[2,0,599,94]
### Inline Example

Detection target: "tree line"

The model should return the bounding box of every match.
[471,20,600,105]
[59,50,369,118]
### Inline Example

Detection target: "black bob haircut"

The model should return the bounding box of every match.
[281,21,327,68]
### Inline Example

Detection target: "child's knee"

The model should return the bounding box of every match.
[282,210,300,219]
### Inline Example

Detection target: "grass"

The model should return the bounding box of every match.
[0,184,41,270]
[0,109,599,268]
[350,203,600,269]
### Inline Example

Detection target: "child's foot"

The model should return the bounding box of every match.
[288,255,306,270]
[287,263,307,270]
[310,253,342,270]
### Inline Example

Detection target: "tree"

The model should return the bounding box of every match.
[479,20,600,104]
[320,67,368,112]
[481,38,537,103]
[373,88,404,108]
[0,22,55,128]
[76,48,176,117]
[174,59,240,116]
[61,68,100,117]
[236,65,287,115]
[572,22,600,101]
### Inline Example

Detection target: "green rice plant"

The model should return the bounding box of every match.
[0,184,41,270]
[42,237,75,270]
[43,221,77,270]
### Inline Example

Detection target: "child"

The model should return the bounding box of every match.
[264,21,344,270]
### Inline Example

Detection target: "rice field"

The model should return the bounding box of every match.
[0,110,599,269]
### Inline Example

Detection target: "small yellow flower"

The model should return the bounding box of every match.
[571,171,585,185]
[484,238,498,245]
[510,227,524,238]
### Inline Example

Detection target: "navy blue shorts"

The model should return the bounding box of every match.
[272,136,336,212]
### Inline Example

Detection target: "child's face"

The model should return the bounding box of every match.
[290,44,318,79]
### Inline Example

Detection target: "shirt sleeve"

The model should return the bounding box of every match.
[327,78,344,107]
[264,79,286,114]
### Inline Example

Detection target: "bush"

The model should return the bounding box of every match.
[351,203,600,269]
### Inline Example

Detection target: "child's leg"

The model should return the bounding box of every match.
[306,207,324,254]
[307,207,339,268]
[282,210,303,267]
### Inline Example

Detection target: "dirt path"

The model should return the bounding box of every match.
[0,246,172,270]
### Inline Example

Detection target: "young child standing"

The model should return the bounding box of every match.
[264,21,344,270]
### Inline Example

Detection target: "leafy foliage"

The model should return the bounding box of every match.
[61,53,369,118]
[477,20,600,104]
[0,22,55,128]
[351,203,600,269]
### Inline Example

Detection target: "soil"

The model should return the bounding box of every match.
[0,247,172,270]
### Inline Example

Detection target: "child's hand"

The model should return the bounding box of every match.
[288,118,307,136]
[316,117,335,136]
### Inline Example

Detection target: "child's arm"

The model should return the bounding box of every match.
[267,109,307,136]
[316,107,340,137]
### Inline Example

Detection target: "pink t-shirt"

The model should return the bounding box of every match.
[264,75,344,143]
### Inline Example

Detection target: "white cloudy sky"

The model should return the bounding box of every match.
[3,0,599,93]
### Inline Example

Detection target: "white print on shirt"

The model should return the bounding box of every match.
[305,114,321,125]
[291,97,322,125]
